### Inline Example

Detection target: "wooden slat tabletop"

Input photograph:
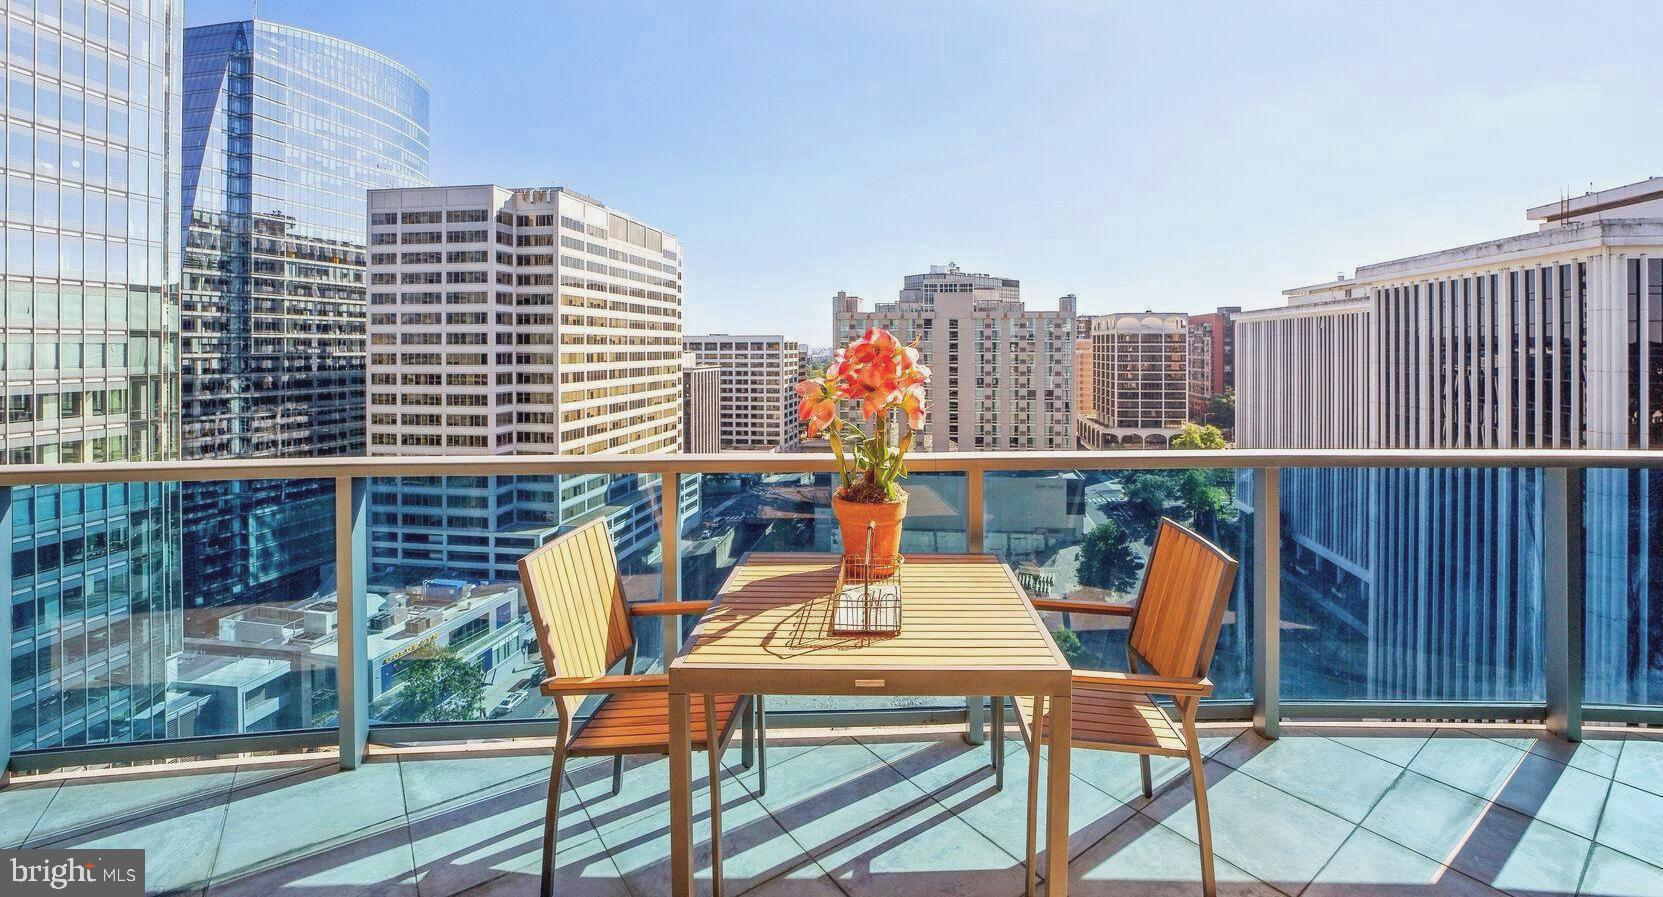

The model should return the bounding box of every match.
[668,552,1072,697]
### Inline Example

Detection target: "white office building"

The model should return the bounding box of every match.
[682,335,802,451]
[831,267,1075,451]
[1236,176,1663,705]
[364,184,692,582]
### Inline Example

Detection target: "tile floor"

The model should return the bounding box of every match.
[2,724,1661,897]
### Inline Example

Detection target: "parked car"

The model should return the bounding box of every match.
[490,691,528,718]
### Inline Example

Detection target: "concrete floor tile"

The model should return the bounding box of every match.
[1304,826,1506,897]
[0,779,60,847]
[1409,733,1531,801]
[212,761,409,881]
[29,769,235,846]
[1070,812,1282,897]
[1578,845,1663,897]
[1143,759,1354,893]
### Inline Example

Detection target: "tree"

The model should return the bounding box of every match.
[1173,468,1238,537]
[1207,391,1236,430]
[400,648,487,722]
[1170,421,1227,450]
[1118,472,1177,543]
[1050,627,1091,666]
[1076,518,1139,594]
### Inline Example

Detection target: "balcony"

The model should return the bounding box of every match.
[1,450,1661,896]
[1,723,1658,896]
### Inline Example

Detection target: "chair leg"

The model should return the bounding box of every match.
[755,695,768,796]
[704,694,725,897]
[1139,754,1153,799]
[992,695,1006,790]
[1184,721,1216,897]
[741,698,756,770]
[540,743,569,897]
[1025,695,1045,897]
[611,754,624,796]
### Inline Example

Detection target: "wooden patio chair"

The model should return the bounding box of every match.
[519,518,765,897]
[1009,516,1238,897]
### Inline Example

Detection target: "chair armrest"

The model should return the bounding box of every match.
[628,601,713,617]
[1072,670,1213,697]
[1031,598,1134,616]
[539,673,668,696]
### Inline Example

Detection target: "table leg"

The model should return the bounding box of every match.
[669,691,693,897]
[1045,689,1071,897]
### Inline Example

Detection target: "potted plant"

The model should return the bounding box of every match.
[796,327,930,566]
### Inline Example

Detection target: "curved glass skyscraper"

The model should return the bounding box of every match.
[180,21,429,610]
[4,0,185,752]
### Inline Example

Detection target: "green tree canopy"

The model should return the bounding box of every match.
[400,649,487,722]
[1170,421,1228,450]
[1076,518,1139,594]
[1207,392,1235,429]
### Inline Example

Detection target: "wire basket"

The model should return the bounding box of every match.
[830,522,904,635]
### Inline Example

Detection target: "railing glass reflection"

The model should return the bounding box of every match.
[985,468,1254,701]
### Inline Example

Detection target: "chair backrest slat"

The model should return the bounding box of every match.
[1129,517,1239,681]
[518,518,635,718]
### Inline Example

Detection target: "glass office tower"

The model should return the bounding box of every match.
[4,0,185,751]
[179,21,429,610]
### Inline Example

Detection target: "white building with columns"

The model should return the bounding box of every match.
[1239,176,1663,452]
[1235,176,1663,706]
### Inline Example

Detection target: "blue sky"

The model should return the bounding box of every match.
[190,1,1663,345]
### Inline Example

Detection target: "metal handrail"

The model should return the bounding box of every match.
[0,447,1658,486]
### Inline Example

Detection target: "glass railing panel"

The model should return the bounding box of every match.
[683,470,968,713]
[1279,467,1547,704]
[1584,467,1662,708]
[9,478,341,754]
[364,472,667,728]
[985,468,1254,701]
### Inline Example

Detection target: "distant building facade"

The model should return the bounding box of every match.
[179,21,431,612]
[1079,313,1189,449]
[1189,307,1240,396]
[681,352,720,453]
[1073,333,1094,431]
[1237,177,1663,705]
[6,0,186,752]
[1187,322,1214,419]
[832,267,1075,451]
[682,335,802,451]
[364,184,692,582]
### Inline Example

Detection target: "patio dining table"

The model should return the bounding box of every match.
[666,551,1075,897]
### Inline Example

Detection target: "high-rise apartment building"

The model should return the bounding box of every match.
[1078,313,1189,449]
[1187,321,1213,417]
[178,21,430,610]
[682,351,719,453]
[1237,177,1663,704]
[1189,307,1239,396]
[363,184,688,583]
[1073,333,1094,419]
[832,269,1075,451]
[682,334,801,451]
[5,0,185,750]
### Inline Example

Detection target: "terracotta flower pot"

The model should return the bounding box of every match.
[833,489,908,572]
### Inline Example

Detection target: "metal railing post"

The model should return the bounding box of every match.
[335,477,369,769]
[1545,466,1585,742]
[661,472,681,669]
[0,487,12,781]
[1252,468,1281,739]
[964,466,986,745]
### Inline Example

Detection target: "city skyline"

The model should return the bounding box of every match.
[181,0,1663,344]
